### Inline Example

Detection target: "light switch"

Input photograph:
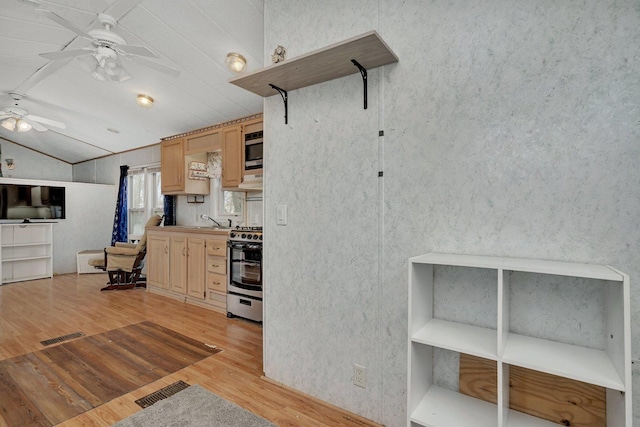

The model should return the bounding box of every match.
[276,205,287,225]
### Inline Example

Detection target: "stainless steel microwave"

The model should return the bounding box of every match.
[244,131,263,171]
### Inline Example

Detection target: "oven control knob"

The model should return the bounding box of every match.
[259,235,263,240]
[230,232,236,238]
[241,233,247,239]
[252,234,258,240]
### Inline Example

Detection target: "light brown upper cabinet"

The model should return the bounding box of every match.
[160,139,184,193]
[161,139,209,195]
[221,125,242,188]
[185,129,221,154]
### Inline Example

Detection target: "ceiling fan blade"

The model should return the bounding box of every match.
[0,114,10,121]
[25,119,48,132]
[40,49,93,61]
[37,9,94,41]
[116,44,158,58]
[26,114,66,129]
[130,56,180,77]
[103,0,143,21]
[14,57,75,94]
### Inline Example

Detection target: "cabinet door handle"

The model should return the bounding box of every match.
[182,247,186,256]
[165,246,168,254]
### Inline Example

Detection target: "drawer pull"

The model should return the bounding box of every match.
[211,264,219,268]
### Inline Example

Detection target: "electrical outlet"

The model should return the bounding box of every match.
[354,364,366,388]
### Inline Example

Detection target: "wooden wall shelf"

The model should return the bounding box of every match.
[229,30,398,122]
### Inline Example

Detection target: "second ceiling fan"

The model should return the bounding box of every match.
[38,9,180,82]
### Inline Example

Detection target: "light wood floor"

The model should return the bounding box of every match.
[0,274,381,427]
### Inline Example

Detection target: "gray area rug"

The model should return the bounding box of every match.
[112,385,276,427]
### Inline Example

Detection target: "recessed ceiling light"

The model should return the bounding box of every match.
[136,94,154,108]
[225,52,247,73]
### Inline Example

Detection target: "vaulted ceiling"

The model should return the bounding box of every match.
[0,0,264,164]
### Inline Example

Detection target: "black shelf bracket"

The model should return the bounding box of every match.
[269,84,288,124]
[351,59,367,109]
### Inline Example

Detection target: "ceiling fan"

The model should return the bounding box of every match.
[0,93,66,133]
[38,9,180,82]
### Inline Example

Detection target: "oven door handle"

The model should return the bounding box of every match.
[230,243,262,250]
[231,259,260,265]
[230,241,262,247]
[231,281,262,291]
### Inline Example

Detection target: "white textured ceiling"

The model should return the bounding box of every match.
[0,0,264,164]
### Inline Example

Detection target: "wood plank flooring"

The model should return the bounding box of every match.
[0,274,382,427]
[0,322,220,426]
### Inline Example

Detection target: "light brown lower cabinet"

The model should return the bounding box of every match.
[206,238,228,311]
[147,228,228,312]
[186,237,206,299]
[147,234,169,290]
[169,235,187,294]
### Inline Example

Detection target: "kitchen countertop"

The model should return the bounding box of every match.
[147,225,231,236]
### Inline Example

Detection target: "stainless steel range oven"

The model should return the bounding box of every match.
[227,227,262,323]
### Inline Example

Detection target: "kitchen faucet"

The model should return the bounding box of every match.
[200,214,222,227]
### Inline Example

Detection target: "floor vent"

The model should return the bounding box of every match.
[40,332,85,346]
[135,380,191,408]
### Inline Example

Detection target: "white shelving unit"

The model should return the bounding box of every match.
[408,253,631,427]
[1,223,53,284]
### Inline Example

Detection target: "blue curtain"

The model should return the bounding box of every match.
[163,195,176,226]
[111,165,129,245]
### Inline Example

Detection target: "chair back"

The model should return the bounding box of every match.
[135,215,163,251]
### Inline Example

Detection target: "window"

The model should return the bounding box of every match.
[221,189,244,216]
[207,176,244,223]
[206,152,245,219]
[128,166,163,241]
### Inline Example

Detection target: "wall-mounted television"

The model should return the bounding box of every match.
[0,184,65,220]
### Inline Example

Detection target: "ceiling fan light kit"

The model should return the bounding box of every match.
[0,93,66,133]
[225,52,247,73]
[17,120,32,132]
[37,9,180,82]
[1,118,16,131]
[1,117,33,132]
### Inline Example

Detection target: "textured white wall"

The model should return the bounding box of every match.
[264,1,640,426]
[264,0,383,421]
[52,180,117,273]
[0,138,72,181]
[73,144,161,184]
